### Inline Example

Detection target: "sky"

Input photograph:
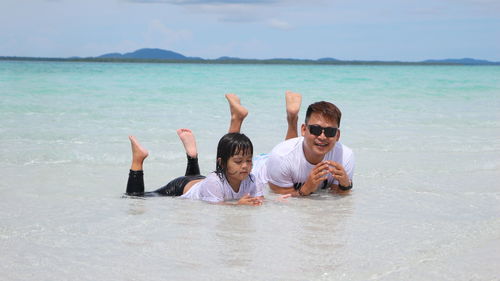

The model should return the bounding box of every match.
[1,0,499,61]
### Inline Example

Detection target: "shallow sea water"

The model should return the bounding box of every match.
[1,61,499,280]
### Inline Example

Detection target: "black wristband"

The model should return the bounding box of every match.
[338,181,353,191]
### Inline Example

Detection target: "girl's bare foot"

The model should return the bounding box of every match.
[129,136,149,171]
[225,93,248,133]
[176,128,198,158]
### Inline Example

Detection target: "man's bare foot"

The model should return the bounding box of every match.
[129,136,149,170]
[176,128,198,158]
[226,93,248,133]
[285,90,302,121]
[285,90,302,140]
[226,93,248,121]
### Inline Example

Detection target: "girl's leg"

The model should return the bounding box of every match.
[285,90,302,140]
[225,93,248,133]
[126,136,149,195]
[176,128,200,176]
[125,134,204,197]
[153,175,205,196]
[151,129,205,196]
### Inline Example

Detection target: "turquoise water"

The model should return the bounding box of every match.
[1,61,499,280]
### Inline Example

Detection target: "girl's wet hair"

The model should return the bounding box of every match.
[215,132,253,181]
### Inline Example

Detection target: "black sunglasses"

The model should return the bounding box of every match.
[307,125,338,137]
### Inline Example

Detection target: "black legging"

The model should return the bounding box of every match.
[126,155,206,197]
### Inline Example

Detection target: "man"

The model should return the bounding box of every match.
[226,91,354,196]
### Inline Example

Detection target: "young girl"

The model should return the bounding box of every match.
[125,129,263,206]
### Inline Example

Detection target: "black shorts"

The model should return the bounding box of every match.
[125,155,204,197]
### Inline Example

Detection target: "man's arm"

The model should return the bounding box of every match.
[268,161,331,196]
[329,184,352,195]
[268,182,299,196]
[325,160,353,194]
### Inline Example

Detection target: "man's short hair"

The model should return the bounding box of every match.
[305,101,342,127]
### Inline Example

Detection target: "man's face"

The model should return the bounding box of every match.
[301,112,339,161]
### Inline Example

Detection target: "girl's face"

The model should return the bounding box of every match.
[224,150,253,183]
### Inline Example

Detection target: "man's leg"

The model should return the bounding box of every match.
[176,128,200,176]
[285,90,302,140]
[126,136,149,195]
[226,93,248,133]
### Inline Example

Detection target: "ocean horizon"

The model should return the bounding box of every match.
[2,51,499,65]
[1,60,499,280]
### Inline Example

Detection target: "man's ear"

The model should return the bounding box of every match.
[301,124,307,136]
[336,129,341,141]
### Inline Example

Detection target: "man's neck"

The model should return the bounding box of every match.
[302,142,324,165]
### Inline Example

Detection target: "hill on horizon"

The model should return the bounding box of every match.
[97,48,202,60]
[92,48,499,65]
[2,48,498,65]
[422,58,498,65]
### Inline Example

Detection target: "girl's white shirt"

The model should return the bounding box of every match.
[181,172,263,203]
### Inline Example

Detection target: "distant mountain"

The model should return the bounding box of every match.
[98,52,123,58]
[97,48,201,60]
[92,49,500,65]
[216,56,244,61]
[3,48,499,65]
[317,57,340,62]
[421,58,499,65]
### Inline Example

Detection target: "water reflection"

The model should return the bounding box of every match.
[213,207,257,268]
[119,191,355,279]
[125,197,147,215]
[258,191,354,277]
[296,193,354,274]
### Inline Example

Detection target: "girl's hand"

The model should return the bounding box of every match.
[237,194,263,206]
[276,194,292,202]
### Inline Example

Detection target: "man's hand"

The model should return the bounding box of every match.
[237,194,263,206]
[300,161,331,195]
[325,160,351,187]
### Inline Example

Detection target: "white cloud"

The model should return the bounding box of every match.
[267,19,292,30]
[127,0,280,5]
[74,21,193,56]
[186,3,264,22]
[200,38,267,59]
[144,20,192,46]
[126,0,330,25]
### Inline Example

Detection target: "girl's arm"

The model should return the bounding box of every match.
[204,195,264,206]
[236,194,263,206]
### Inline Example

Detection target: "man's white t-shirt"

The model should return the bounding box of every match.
[181,172,263,203]
[254,137,355,190]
